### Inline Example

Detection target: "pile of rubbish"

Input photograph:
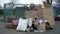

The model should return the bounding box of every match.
[5,3,54,32]
[5,18,53,32]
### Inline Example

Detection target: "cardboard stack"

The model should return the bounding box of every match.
[38,6,54,27]
[25,5,54,32]
[25,6,46,32]
[43,7,54,27]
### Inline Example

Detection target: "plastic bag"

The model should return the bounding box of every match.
[16,18,28,31]
[39,19,43,24]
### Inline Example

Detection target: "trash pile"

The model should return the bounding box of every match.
[5,3,54,32]
[5,18,53,32]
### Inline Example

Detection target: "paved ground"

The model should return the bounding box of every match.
[0,21,60,34]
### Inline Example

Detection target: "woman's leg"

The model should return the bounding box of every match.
[53,6,57,18]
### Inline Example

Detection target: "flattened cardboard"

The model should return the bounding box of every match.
[25,11,38,18]
[43,7,54,27]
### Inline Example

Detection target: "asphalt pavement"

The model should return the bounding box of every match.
[0,21,60,34]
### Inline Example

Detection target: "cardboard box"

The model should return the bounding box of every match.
[33,18,46,32]
[37,23,46,32]
[25,6,43,18]
[43,7,54,27]
[37,6,43,18]
[37,19,46,32]
[25,6,54,32]
[5,23,13,28]
[25,11,38,18]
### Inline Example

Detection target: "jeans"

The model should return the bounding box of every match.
[53,6,57,18]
